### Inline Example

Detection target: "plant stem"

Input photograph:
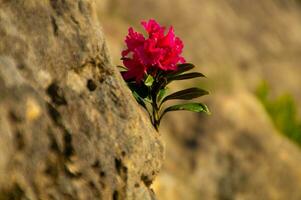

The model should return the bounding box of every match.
[154,108,159,131]
[151,90,159,131]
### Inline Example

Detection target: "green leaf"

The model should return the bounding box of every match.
[132,91,147,109]
[167,72,206,83]
[127,82,149,98]
[145,75,154,87]
[164,103,210,113]
[157,88,167,102]
[167,63,195,76]
[117,65,128,71]
[160,103,210,120]
[151,77,168,95]
[162,87,209,103]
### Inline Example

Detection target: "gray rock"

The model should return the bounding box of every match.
[0,1,164,199]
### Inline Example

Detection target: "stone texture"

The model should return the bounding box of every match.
[0,0,164,199]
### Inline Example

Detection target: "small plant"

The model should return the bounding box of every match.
[256,81,301,146]
[119,19,210,130]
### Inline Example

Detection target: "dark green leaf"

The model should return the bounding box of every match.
[145,75,154,87]
[132,91,147,109]
[162,87,209,103]
[167,63,195,76]
[157,88,167,102]
[160,103,210,120]
[167,72,206,83]
[127,82,149,98]
[151,77,168,95]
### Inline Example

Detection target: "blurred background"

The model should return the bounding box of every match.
[96,0,301,199]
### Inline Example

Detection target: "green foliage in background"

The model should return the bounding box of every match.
[256,81,301,147]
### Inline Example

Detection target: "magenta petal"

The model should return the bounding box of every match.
[121,19,186,82]
[125,27,145,51]
[142,19,165,38]
[159,27,175,47]
[122,49,130,57]
[122,58,146,82]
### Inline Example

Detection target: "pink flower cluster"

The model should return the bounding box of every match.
[122,19,185,82]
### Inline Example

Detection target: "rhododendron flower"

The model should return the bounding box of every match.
[122,19,185,82]
[119,20,210,131]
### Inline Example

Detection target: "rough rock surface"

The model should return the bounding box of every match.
[0,1,163,200]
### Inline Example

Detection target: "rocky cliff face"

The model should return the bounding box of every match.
[0,1,163,199]
[99,0,301,199]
